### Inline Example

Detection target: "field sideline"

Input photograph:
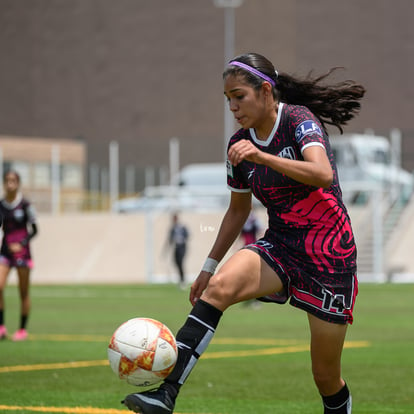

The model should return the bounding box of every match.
[0,283,413,414]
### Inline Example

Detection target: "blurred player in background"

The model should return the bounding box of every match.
[0,170,38,341]
[123,52,365,414]
[240,206,262,246]
[166,213,189,289]
[240,207,263,309]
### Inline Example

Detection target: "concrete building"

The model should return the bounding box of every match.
[0,0,413,192]
[0,135,86,211]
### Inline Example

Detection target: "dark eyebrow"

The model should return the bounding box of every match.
[224,88,243,96]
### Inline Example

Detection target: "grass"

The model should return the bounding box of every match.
[0,283,413,414]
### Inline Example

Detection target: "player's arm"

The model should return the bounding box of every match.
[20,222,38,247]
[228,140,333,188]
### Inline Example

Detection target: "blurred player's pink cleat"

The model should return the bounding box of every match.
[0,325,7,340]
[12,328,28,341]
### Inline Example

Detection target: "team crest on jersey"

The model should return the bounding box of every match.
[13,209,25,222]
[278,146,296,160]
[226,159,233,178]
[295,120,322,143]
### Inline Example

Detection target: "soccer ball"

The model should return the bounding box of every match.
[107,317,178,387]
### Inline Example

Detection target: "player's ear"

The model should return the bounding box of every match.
[261,81,273,97]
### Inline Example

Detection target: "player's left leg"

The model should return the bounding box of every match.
[12,267,30,341]
[308,313,352,413]
[123,248,284,414]
[174,245,185,285]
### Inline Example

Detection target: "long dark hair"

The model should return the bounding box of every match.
[223,52,366,133]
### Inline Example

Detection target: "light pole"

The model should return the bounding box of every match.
[214,0,244,160]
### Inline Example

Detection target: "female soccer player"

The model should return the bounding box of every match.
[0,170,38,341]
[123,52,365,414]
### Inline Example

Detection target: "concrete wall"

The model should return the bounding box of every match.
[5,202,414,286]
[1,0,414,176]
[25,210,248,285]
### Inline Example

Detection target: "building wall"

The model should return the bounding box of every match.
[0,135,85,165]
[5,204,411,286]
[0,0,413,187]
[0,135,86,211]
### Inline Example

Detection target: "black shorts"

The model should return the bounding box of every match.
[0,255,33,269]
[245,242,358,325]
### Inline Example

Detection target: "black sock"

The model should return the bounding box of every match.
[0,310,4,326]
[322,383,352,413]
[20,314,28,330]
[164,299,223,395]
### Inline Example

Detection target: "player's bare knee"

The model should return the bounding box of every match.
[312,368,340,393]
[205,273,237,306]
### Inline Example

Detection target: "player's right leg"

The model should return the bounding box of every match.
[0,262,10,339]
[122,249,284,414]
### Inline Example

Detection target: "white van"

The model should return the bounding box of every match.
[113,163,230,213]
[330,133,413,203]
[175,163,227,188]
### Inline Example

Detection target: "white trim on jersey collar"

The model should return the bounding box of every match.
[2,192,23,209]
[250,102,284,147]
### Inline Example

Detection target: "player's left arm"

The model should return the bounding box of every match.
[20,203,38,247]
[228,140,333,188]
[20,222,38,247]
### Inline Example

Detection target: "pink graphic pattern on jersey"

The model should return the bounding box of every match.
[280,189,356,273]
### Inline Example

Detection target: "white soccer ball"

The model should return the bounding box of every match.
[107,317,178,387]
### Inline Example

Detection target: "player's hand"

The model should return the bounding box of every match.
[228,139,264,166]
[190,271,211,306]
[8,243,23,253]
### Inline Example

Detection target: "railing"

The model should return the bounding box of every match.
[345,183,413,282]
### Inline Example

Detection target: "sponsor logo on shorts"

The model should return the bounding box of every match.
[255,240,274,250]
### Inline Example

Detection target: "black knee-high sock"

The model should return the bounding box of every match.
[0,310,4,326]
[164,299,222,393]
[20,314,28,330]
[322,383,352,413]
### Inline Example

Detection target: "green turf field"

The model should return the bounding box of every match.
[0,283,413,414]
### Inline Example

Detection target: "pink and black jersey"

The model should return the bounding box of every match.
[227,103,356,277]
[0,193,37,267]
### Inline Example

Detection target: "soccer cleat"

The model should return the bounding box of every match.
[12,328,28,341]
[122,385,175,414]
[0,325,7,340]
